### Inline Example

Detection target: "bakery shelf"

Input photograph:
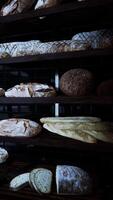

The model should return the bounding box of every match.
[1,131,113,153]
[0,0,113,42]
[0,48,112,65]
[0,96,113,105]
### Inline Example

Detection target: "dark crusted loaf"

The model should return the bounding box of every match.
[60,68,94,96]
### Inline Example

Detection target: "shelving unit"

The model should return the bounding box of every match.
[0,0,113,199]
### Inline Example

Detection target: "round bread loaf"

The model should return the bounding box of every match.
[0,118,42,137]
[0,147,8,163]
[60,69,94,96]
[56,165,92,195]
[97,80,113,96]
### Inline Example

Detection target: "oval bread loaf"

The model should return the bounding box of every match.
[5,83,56,97]
[0,118,42,137]
[10,173,29,191]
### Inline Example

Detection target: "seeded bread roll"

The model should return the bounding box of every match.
[60,69,94,96]
[10,173,29,191]
[56,165,92,195]
[0,118,42,137]
[29,168,53,194]
[97,80,113,96]
[0,147,8,163]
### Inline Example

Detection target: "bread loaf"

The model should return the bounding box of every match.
[60,69,94,96]
[10,173,29,191]
[5,83,56,97]
[0,147,8,163]
[29,168,53,194]
[0,0,36,16]
[43,123,97,143]
[56,165,92,194]
[0,118,42,137]
[35,0,59,9]
[40,116,101,123]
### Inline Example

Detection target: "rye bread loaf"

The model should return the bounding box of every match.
[29,168,53,194]
[0,147,8,163]
[43,123,97,143]
[60,69,94,96]
[40,116,101,123]
[97,80,113,96]
[0,118,42,137]
[56,165,92,194]
[10,173,29,191]
[0,0,36,16]
[5,83,56,97]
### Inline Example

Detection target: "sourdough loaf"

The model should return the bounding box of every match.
[0,118,42,137]
[5,83,56,97]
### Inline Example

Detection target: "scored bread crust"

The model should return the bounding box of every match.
[0,118,42,137]
[29,168,53,194]
[40,117,101,124]
[5,83,56,97]
[43,123,97,143]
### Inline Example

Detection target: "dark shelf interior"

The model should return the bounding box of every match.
[0,0,113,42]
[0,48,112,65]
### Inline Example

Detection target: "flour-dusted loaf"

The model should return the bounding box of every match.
[0,118,42,137]
[29,168,53,194]
[10,173,29,191]
[43,123,96,143]
[5,83,56,97]
[40,116,101,123]
[72,29,113,49]
[0,0,36,16]
[35,0,59,9]
[56,165,92,195]
[0,147,8,163]
[0,40,41,58]
[60,69,94,96]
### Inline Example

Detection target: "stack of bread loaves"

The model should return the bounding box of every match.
[40,116,113,144]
